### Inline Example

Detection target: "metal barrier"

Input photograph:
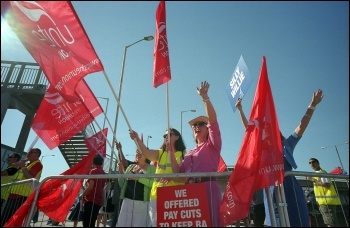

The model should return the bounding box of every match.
[1,178,38,226]
[1,171,349,227]
[284,171,349,227]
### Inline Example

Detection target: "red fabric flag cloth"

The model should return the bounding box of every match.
[1,1,104,101]
[329,166,345,175]
[153,1,171,88]
[220,56,284,226]
[84,128,108,157]
[217,155,227,172]
[4,151,97,227]
[31,79,103,150]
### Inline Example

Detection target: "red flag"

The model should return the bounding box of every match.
[4,151,97,227]
[329,166,346,175]
[31,80,103,150]
[84,128,108,157]
[217,156,227,172]
[153,1,171,88]
[1,1,104,101]
[220,56,284,226]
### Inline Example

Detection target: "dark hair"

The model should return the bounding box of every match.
[309,158,319,164]
[93,154,104,166]
[31,148,42,157]
[160,128,186,152]
[12,153,21,162]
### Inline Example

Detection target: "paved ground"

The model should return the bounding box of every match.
[31,211,102,227]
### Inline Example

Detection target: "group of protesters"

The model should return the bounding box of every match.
[1,80,342,228]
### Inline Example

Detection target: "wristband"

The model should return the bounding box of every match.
[203,97,210,102]
[308,106,316,110]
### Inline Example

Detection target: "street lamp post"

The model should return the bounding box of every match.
[180,110,196,135]
[321,141,349,174]
[41,154,55,162]
[111,36,154,171]
[113,36,154,138]
[147,135,152,148]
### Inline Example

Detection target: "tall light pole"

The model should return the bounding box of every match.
[113,36,154,137]
[180,110,196,135]
[147,135,152,148]
[321,141,349,174]
[41,154,55,162]
[111,36,154,170]
[96,97,109,129]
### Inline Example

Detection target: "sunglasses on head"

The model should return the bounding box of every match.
[163,133,174,138]
[192,122,207,128]
[309,161,317,164]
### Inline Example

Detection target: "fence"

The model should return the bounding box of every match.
[1,171,349,227]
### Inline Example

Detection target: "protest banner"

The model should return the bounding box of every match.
[157,183,211,227]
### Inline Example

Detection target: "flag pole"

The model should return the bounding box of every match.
[27,135,39,152]
[275,183,286,226]
[92,119,117,173]
[166,82,171,164]
[265,187,278,227]
[102,71,143,154]
[279,183,290,226]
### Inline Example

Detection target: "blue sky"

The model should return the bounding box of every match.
[1,1,349,181]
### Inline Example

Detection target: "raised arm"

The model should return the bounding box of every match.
[115,141,129,169]
[129,130,159,162]
[197,81,217,124]
[294,89,323,137]
[235,98,248,129]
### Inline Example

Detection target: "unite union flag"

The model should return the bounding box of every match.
[220,56,284,226]
[31,80,103,150]
[1,1,104,101]
[153,1,171,88]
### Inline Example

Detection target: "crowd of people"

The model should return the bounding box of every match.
[1,148,43,227]
[1,81,345,227]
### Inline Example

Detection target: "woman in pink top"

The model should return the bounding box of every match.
[178,81,222,226]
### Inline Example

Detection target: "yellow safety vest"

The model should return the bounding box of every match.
[314,169,341,205]
[150,150,184,200]
[9,160,42,197]
[1,166,18,200]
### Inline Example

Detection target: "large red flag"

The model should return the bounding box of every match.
[84,128,108,157]
[4,151,97,227]
[31,80,103,150]
[220,56,284,226]
[1,1,104,101]
[217,155,228,172]
[153,1,171,88]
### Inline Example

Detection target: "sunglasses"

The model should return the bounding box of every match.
[163,133,174,138]
[309,161,317,164]
[192,122,207,128]
[8,156,14,158]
